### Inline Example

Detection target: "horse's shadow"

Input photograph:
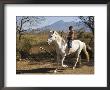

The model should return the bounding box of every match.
[64,55,94,68]
[16,68,57,74]
[16,61,94,74]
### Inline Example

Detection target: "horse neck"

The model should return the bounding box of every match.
[54,35,66,49]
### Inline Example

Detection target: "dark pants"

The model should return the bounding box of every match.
[67,40,72,48]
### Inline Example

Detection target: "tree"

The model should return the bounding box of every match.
[16,16,45,40]
[78,16,94,59]
[78,16,94,35]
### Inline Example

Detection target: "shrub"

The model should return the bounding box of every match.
[16,37,32,60]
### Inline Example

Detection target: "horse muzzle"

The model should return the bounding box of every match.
[47,40,51,45]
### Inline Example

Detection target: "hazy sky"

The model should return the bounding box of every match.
[33,16,81,28]
[17,16,81,29]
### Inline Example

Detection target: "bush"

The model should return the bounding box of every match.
[16,37,32,60]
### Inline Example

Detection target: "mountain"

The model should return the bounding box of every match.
[38,20,91,32]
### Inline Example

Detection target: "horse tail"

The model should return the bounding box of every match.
[83,43,89,62]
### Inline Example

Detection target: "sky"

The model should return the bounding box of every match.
[17,16,81,30]
[33,16,81,28]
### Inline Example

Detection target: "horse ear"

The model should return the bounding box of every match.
[49,30,54,34]
[50,30,52,33]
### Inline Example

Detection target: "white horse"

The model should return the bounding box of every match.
[47,31,89,72]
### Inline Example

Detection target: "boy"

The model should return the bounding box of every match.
[67,26,74,54]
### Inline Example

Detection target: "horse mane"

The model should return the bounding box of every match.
[54,31,66,45]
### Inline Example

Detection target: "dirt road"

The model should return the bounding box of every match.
[16,59,94,74]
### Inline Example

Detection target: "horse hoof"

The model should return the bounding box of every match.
[73,67,75,70]
[62,65,68,68]
[54,70,57,73]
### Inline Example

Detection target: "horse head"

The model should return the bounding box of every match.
[47,30,57,45]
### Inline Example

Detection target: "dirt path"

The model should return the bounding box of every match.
[16,59,94,74]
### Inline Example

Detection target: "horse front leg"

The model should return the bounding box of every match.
[54,53,60,73]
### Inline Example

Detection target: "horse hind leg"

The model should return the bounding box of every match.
[83,43,89,62]
[77,55,82,66]
[61,54,68,68]
[73,50,81,70]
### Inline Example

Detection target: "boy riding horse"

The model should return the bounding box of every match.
[67,26,75,55]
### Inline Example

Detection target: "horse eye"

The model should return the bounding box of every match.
[50,35,52,37]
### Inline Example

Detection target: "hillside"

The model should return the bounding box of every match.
[39,20,91,32]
